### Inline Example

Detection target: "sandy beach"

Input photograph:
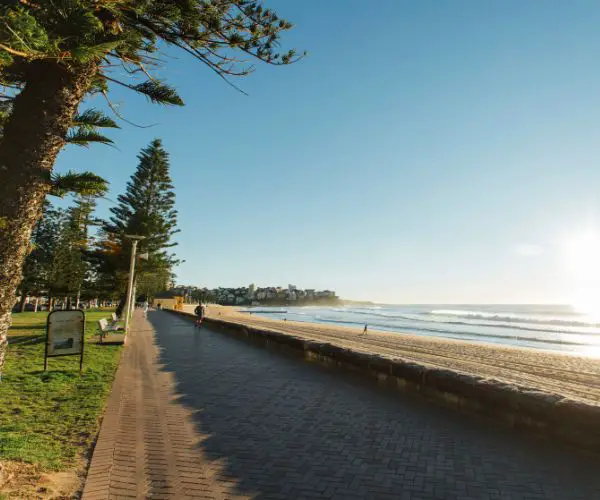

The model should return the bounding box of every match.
[184,304,600,405]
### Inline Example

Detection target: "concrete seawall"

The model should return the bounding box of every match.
[167,309,600,453]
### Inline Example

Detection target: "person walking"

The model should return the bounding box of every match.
[143,300,149,318]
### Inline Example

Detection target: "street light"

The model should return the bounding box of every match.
[124,234,145,333]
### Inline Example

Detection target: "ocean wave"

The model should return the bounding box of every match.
[317,309,600,335]
[428,309,599,328]
[440,319,600,336]
[293,307,600,335]
[245,308,287,314]
[330,308,423,321]
[313,316,598,347]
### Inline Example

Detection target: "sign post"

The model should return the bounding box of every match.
[45,310,86,372]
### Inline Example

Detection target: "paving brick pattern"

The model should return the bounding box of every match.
[83,311,600,499]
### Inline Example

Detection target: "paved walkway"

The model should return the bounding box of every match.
[190,305,600,404]
[83,311,600,499]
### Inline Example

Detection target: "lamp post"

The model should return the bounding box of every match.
[124,235,145,333]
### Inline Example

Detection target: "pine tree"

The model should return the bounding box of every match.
[49,194,102,308]
[103,139,179,298]
[107,139,179,264]
[17,201,62,310]
[49,212,85,304]
[86,229,126,301]
[70,194,103,307]
[0,1,301,372]
[136,269,175,300]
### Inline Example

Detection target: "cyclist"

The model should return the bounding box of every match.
[194,303,205,327]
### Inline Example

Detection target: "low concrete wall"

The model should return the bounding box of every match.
[167,309,600,453]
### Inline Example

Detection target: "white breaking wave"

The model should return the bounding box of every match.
[428,309,599,328]
[252,304,600,355]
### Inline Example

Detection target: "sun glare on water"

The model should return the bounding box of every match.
[565,231,600,318]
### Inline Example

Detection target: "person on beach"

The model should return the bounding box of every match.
[361,324,368,335]
[194,303,206,327]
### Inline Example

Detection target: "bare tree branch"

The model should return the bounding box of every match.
[101,89,158,129]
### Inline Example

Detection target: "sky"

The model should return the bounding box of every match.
[55,1,600,304]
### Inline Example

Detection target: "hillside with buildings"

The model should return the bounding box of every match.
[172,284,339,306]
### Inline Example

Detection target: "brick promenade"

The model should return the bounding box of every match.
[82,311,600,499]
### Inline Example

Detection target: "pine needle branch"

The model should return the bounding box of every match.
[50,171,109,198]
[66,129,116,147]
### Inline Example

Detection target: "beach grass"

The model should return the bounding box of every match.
[0,310,122,470]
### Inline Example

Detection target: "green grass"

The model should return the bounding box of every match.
[0,310,122,470]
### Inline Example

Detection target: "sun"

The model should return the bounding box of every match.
[571,291,600,317]
[565,231,600,316]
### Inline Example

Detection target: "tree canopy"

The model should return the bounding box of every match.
[53,194,101,294]
[0,0,300,374]
[18,201,61,302]
[107,138,179,264]
[89,139,180,299]
[1,0,302,105]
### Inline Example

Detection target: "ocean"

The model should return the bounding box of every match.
[245,304,600,357]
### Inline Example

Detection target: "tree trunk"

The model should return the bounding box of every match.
[18,291,27,313]
[0,60,97,374]
[34,297,39,313]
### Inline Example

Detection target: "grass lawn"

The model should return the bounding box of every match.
[0,310,122,471]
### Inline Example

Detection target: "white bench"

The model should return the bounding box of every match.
[97,319,126,345]
[108,313,124,330]
[99,317,122,331]
[98,318,112,336]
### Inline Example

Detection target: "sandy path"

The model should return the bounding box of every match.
[185,305,600,405]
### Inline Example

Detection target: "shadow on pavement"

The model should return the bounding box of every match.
[148,310,600,500]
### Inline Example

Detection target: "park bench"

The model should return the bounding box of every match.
[110,312,124,330]
[97,318,126,345]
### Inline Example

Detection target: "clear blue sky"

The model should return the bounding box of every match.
[56,1,600,304]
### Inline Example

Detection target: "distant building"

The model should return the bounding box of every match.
[174,283,338,306]
[153,290,184,311]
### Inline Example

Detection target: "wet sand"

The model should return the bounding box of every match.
[184,304,600,405]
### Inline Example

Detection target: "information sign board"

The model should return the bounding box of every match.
[45,310,85,371]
